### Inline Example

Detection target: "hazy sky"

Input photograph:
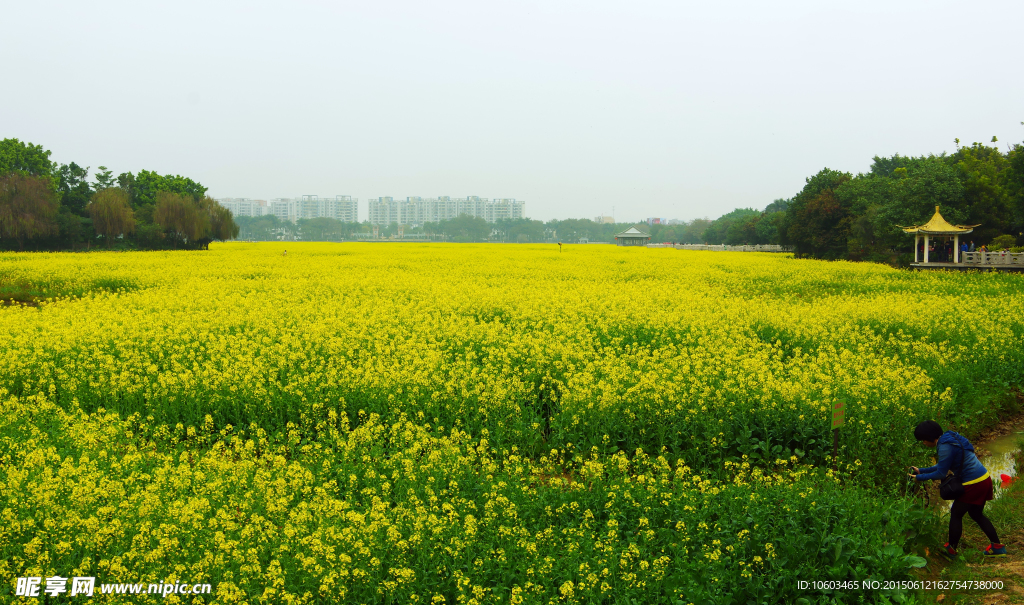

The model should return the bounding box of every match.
[3,0,1022,222]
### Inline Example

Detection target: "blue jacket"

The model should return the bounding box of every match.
[916,431,988,483]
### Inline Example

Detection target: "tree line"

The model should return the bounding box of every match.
[239,214,635,244]
[14,134,1019,260]
[236,215,492,242]
[0,139,238,251]
[235,214,777,245]
[692,137,1024,261]
[236,215,365,242]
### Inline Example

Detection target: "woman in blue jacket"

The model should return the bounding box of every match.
[910,420,1007,559]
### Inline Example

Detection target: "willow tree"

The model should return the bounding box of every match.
[195,196,239,249]
[0,173,58,250]
[154,191,207,248]
[89,188,136,247]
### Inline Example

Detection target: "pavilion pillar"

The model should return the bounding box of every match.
[924,235,929,263]
[954,234,960,264]
[914,234,919,263]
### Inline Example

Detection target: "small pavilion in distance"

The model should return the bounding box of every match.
[614,226,651,246]
[901,206,978,265]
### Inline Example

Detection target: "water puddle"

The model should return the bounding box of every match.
[978,429,1023,497]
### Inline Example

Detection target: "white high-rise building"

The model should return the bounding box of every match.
[367,196,525,225]
[367,197,401,225]
[487,199,524,222]
[298,196,320,220]
[217,198,249,217]
[221,195,519,225]
[219,197,356,223]
[270,199,294,222]
[295,195,359,222]
[320,196,358,222]
[216,198,272,218]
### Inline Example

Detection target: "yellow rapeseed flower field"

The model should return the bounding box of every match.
[1,243,1022,603]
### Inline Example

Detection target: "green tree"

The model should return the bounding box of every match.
[439,214,490,242]
[112,169,208,233]
[492,218,545,242]
[763,198,790,214]
[154,191,207,248]
[131,170,208,207]
[194,197,239,249]
[702,208,760,245]
[295,217,361,242]
[93,166,116,190]
[89,188,136,247]
[678,218,710,244]
[656,225,680,243]
[781,168,853,258]
[725,214,760,245]
[0,139,58,189]
[1006,143,1024,243]
[835,156,966,261]
[54,210,91,250]
[236,215,283,241]
[117,171,136,200]
[0,173,59,250]
[989,234,1016,250]
[755,210,785,244]
[544,218,614,242]
[948,141,1014,244]
[58,162,92,215]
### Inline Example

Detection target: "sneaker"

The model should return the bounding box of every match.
[942,543,958,560]
[984,544,1008,558]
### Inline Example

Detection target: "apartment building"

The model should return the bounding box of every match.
[299,195,359,223]
[319,196,358,222]
[367,197,401,225]
[269,199,294,222]
[219,196,358,223]
[217,198,270,218]
[368,196,525,225]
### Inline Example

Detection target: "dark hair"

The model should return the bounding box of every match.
[914,420,943,442]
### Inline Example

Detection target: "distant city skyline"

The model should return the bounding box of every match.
[219,196,697,226]
[217,195,531,225]
[219,195,690,224]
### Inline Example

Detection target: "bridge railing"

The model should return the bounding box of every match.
[961,251,1024,266]
[657,244,793,252]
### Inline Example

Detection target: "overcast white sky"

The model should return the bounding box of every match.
[3,0,1022,222]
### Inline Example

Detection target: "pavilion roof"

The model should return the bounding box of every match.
[615,226,651,238]
[901,206,979,235]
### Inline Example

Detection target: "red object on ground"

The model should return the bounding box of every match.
[1000,473,1014,488]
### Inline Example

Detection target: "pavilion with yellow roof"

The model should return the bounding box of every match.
[901,206,979,264]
